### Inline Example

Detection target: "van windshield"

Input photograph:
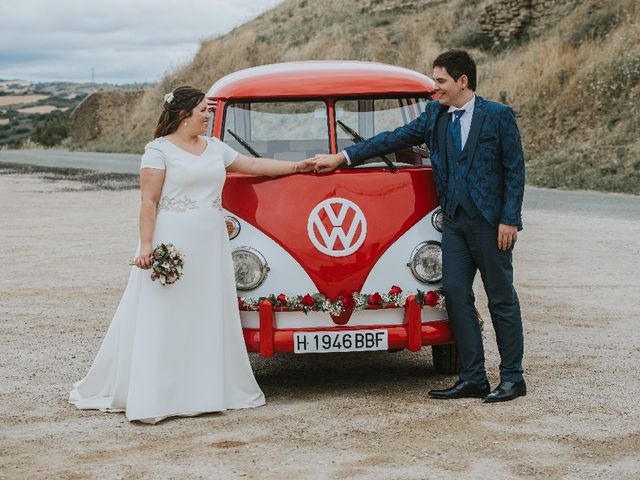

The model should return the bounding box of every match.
[222,101,330,161]
[336,97,430,167]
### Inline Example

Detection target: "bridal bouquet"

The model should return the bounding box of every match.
[150,243,185,286]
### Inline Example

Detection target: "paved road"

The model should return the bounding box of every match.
[1,148,639,219]
[524,184,640,221]
[0,148,140,174]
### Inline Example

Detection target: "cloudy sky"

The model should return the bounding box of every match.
[0,0,282,84]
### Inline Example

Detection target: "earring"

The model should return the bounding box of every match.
[183,121,188,127]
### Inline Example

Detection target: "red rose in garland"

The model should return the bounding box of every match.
[424,290,439,307]
[341,293,356,310]
[276,293,288,305]
[301,294,315,307]
[368,292,382,306]
[389,285,402,295]
[237,298,244,309]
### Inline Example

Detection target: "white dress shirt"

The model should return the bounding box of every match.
[448,95,475,149]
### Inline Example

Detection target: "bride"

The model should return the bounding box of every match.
[70,86,314,423]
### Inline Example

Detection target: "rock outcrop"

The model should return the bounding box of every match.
[69,89,145,145]
[365,0,446,13]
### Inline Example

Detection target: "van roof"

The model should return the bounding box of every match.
[206,61,435,100]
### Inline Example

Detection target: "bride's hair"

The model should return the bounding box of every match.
[153,86,206,138]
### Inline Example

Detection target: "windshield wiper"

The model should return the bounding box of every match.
[226,129,260,158]
[336,120,396,172]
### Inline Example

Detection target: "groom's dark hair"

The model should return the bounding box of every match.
[433,49,477,91]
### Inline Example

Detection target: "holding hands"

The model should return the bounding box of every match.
[289,154,345,174]
[309,153,346,173]
[294,158,317,173]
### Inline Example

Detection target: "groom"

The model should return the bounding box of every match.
[313,49,526,402]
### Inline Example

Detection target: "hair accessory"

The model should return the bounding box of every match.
[164,92,174,104]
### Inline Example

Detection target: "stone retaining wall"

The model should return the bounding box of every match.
[479,0,567,45]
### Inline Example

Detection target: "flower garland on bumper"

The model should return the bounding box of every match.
[238,285,446,315]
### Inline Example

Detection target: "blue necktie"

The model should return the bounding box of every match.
[449,110,465,152]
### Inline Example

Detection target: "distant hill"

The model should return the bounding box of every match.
[71,0,639,194]
[0,80,150,148]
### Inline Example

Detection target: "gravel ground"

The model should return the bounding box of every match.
[1,171,639,479]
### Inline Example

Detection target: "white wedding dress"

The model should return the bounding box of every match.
[70,136,265,423]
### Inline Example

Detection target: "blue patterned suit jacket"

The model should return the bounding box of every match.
[344,96,525,230]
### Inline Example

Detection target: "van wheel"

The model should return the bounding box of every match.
[432,344,459,374]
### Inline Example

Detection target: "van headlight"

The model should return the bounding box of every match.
[408,241,442,284]
[232,247,269,290]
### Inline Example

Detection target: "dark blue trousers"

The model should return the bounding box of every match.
[441,207,524,383]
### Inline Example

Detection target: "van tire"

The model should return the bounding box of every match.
[432,344,459,375]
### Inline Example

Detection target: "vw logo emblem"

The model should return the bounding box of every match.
[307,197,367,257]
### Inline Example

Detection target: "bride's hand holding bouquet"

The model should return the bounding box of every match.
[133,243,185,286]
[134,242,154,270]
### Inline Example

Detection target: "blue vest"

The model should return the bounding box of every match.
[445,115,479,218]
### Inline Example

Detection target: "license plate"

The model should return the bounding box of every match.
[294,330,388,353]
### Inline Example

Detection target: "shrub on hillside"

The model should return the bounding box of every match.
[31,111,68,147]
[566,9,617,47]
[444,22,493,51]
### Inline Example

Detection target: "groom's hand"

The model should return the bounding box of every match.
[313,153,347,173]
[497,224,517,251]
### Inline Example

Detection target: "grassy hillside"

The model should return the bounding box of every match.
[83,0,639,193]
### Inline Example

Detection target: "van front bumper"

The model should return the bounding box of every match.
[242,295,454,356]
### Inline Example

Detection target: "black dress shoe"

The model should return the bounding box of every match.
[428,380,490,399]
[483,380,527,403]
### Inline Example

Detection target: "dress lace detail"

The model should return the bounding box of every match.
[212,196,222,211]
[158,195,197,213]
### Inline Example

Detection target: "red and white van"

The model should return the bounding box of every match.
[207,61,458,373]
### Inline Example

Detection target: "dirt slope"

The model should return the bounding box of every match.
[75,0,639,194]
